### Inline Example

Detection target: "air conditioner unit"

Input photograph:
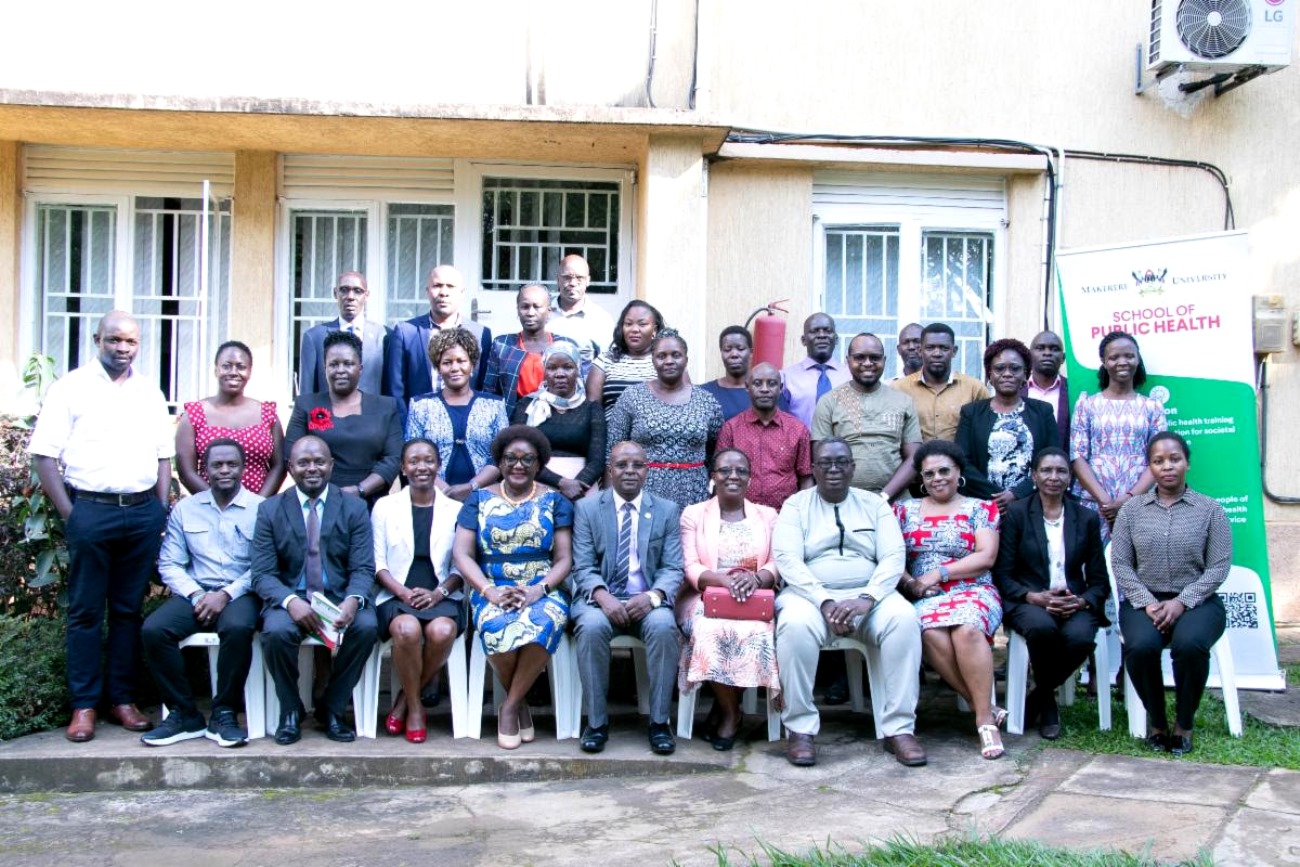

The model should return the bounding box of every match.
[1149,0,1296,73]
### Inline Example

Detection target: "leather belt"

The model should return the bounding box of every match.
[72,489,154,507]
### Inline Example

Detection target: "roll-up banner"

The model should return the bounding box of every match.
[1057,231,1283,690]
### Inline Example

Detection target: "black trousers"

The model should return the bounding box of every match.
[1121,594,1226,732]
[142,594,261,717]
[1003,601,1102,694]
[262,606,378,717]
[64,497,166,708]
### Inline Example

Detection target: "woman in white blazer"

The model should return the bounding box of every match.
[372,438,465,743]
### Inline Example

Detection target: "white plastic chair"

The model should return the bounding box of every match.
[823,637,888,739]
[162,632,267,740]
[677,684,782,742]
[1106,549,1243,738]
[263,636,379,738]
[366,630,471,739]
[466,630,582,739]
[1004,626,1112,735]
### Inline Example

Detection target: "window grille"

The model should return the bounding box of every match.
[823,226,901,371]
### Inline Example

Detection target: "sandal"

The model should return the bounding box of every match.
[991,706,1008,729]
[978,724,1005,760]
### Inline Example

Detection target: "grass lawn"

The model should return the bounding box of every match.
[1042,662,1299,770]
[708,836,1214,866]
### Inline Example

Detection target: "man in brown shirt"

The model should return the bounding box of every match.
[890,323,988,442]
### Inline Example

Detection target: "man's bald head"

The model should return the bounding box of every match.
[93,310,141,378]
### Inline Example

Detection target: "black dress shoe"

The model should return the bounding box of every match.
[274,710,302,746]
[580,723,609,753]
[648,721,676,755]
[1038,693,1061,740]
[1145,732,1169,752]
[1169,733,1194,756]
[324,712,356,743]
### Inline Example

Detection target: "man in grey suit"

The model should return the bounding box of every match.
[252,436,377,746]
[298,270,390,396]
[570,441,684,755]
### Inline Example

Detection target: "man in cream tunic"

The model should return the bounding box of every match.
[773,437,926,767]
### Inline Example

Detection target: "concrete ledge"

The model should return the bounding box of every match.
[0,716,730,794]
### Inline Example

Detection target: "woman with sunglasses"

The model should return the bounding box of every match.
[895,439,1004,759]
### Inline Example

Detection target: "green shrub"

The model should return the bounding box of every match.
[0,615,68,741]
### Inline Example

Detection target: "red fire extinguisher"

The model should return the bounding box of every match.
[746,298,790,370]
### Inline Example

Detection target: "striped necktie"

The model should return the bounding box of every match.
[610,501,635,598]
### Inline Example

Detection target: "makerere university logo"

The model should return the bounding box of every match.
[1131,268,1168,296]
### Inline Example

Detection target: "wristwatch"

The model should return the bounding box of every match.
[857,593,876,605]
[647,590,663,609]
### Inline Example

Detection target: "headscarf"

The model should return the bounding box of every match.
[524,341,587,427]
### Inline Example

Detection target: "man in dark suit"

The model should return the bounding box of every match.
[385,264,492,406]
[298,270,390,397]
[252,436,377,745]
[1022,330,1071,449]
[993,447,1109,739]
[570,441,684,755]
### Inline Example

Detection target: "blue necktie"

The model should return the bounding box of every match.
[610,502,635,598]
[815,363,832,401]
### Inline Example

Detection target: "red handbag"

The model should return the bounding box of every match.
[702,586,775,622]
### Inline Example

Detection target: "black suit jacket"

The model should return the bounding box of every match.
[298,318,390,397]
[384,313,492,406]
[1020,374,1070,450]
[992,495,1109,622]
[251,484,376,607]
[956,397,1060,500]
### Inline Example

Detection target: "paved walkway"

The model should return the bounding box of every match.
[0,626,1292,865]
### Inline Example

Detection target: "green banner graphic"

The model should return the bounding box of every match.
[1057,231,1283,690]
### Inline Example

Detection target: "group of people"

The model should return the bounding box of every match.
[29,253,1233,768]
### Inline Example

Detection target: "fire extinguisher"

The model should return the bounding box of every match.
[746,298,791,370]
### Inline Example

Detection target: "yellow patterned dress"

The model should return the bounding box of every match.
[458,488,573,654]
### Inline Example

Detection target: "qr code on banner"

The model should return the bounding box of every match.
[1221,592,1258,630]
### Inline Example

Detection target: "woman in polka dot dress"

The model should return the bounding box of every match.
[175,340,287,497]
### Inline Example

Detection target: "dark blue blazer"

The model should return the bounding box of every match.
[385,313,492,407]
[251,484,376,607]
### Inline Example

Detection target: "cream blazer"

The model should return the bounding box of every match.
[675,497,779,629]
[371,486,464,606]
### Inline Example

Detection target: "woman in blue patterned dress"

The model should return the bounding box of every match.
[452,425,573,750]
[606,329,724,507]
[406,327,510,502]
[895,440,1005,759]
[1070,331,1167,542]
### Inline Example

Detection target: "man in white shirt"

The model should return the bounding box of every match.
[29,311,174,743]
[546,254,615,375]
[298,270,391,396]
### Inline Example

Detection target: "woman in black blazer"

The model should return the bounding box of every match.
[993,447,1110,739]
[285,331,403,505]
[956,338,1060,507]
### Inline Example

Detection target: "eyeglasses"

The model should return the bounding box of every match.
[990,363,1026,374]
[612,460,648,471]
[814,458,855,470]
[713,466,750,477]
[501,454,538,468]
[920,466,956,480]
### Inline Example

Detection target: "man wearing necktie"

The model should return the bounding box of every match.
[772,438,927,768]
[252,436,377,744]
[570,441,684,755]
[780,313,850,429]
[297,271,391,396]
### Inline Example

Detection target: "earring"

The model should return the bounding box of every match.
[959,476,967,488]
[918,482,927,495]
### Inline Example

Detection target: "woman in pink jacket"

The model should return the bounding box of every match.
[676,448,780,750]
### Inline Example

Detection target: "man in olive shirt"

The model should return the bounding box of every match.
[812,333,920,499]
[890,322,988,442]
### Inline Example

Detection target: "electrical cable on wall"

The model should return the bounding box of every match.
[1258,356,1300,503]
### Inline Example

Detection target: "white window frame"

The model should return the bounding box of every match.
[456,160,636,338]
[21,191,232,404]
[812,198,1008,380]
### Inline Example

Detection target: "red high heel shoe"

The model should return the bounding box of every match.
[405,723,427,744]
[386,691,406,736]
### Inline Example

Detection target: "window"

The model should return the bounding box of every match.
[387,203,454,323]
[813,172,1005,380]
[480,177,620,293]
[288,208,368,381]
[31,196,231,410]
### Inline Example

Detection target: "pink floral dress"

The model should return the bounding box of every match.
[893,498,1002,637]
[678,520,781,702]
